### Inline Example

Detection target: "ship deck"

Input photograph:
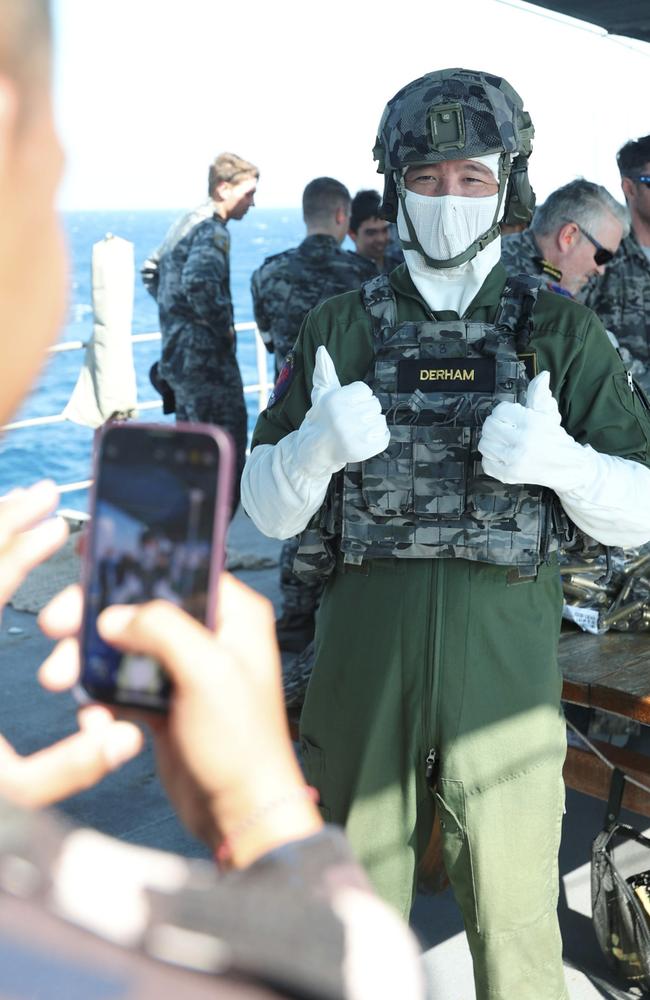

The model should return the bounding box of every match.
[4,506,649,1000]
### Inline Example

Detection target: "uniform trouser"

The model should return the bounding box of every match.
[172,367,248,517]
[300,556,568,1000]
[279,535,325,617]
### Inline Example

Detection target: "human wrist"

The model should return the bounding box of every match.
[214,781,322,870]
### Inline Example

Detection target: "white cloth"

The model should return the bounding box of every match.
[397,152,504,317]
[241,347,390,539]
[479,371,650,548]
[63,236,138,428]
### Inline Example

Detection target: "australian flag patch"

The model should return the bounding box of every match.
[267,350,295,409]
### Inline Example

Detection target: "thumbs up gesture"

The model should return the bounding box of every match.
[296,346,390,478]
[479,371,588,492]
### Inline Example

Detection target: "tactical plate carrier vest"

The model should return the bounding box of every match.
[294,273,561,582]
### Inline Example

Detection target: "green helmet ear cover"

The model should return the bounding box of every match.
[502,153,536,227]
[396,152,512,269]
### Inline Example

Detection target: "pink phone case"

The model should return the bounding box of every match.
[77,419,235,709]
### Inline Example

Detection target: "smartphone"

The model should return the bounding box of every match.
[78,422,234,711]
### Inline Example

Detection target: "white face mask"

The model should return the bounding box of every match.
[396,152,504,316]
[398,189,500,264]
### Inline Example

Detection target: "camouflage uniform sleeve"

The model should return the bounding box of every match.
[181,224,233,346]
[251,267,270,333]
[553,308,650,465]
[251,266,274,352]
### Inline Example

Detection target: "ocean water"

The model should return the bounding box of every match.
[0,207,305,509]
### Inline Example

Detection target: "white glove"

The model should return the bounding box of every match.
[479,370,650,548]
[241,347,390,539]
[296,346,390,476]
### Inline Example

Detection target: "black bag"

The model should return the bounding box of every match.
[591,767,650,990]
[149,361,176,415]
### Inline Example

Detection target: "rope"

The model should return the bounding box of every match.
[566,718,650,798]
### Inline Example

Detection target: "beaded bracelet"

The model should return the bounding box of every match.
[215,785,320,868]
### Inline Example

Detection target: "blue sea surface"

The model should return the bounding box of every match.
[0,207,304,509]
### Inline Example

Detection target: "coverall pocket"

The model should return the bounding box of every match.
[435,780,479,933]
[614,371,650,418]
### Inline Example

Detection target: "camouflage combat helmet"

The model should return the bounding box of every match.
[373,68,536,268]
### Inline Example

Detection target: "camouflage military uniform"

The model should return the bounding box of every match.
[251,235,375,650]
[251,234,376,375]
[153,205,248,510]
[251,262,650,1000]
[583,230,650,389]
[501,227,570,295]
[354,243,405,276]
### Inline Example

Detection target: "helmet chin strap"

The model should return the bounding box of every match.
[396,153,511,269]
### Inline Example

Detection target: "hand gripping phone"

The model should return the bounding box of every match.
[78,422,234,711]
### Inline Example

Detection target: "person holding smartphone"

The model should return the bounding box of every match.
[0,3,424,997]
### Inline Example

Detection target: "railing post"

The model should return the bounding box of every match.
[255,327,271,412]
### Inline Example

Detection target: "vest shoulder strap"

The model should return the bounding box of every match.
[360,273,398,335]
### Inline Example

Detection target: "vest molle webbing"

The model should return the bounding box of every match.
[338,273,558,574]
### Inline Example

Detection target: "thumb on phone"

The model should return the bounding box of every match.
[311,346,341,407]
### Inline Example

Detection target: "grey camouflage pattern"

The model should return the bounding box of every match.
[279,534,324,613]
[583,231,650,381]
[152,208,247,508]
[373,68,533,173]
[141,200,216,301]
[294,273,556,580]
[251,235,375,373]
[501,228,544,280]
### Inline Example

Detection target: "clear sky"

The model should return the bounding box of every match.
[52,0,650,212]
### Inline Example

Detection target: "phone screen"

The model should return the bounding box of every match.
[80,423,228,710]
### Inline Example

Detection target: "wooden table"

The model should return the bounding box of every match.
[560,626,650,817]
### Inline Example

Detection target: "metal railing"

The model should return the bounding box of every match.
[2,322,274,497]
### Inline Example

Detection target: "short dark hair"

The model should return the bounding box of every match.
[302,177,350,225]
[617,136,650,177]
[349,189,382,233]
[208,152,259,197]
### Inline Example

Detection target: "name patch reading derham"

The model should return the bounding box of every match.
[397,358,495,393]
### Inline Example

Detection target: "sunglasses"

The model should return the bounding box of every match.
[635,175,650,188]
[573,222,615,266]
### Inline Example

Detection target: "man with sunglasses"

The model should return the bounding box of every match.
[501,177,627,297]
[585,136,650,387]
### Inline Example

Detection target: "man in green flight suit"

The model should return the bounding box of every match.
[241,69,650,1000]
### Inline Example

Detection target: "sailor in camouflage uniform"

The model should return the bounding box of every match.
[252,177,375,378]
[584,135,650,390]
[348,188,404,274]
[501,178,626,298]
[242,69,650,1000]
[252,178,375,653]
[146,153,259,512]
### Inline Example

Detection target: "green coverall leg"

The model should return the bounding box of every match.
[300,556,568,1000]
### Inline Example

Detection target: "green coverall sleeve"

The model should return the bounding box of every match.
[554,309,650,465]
